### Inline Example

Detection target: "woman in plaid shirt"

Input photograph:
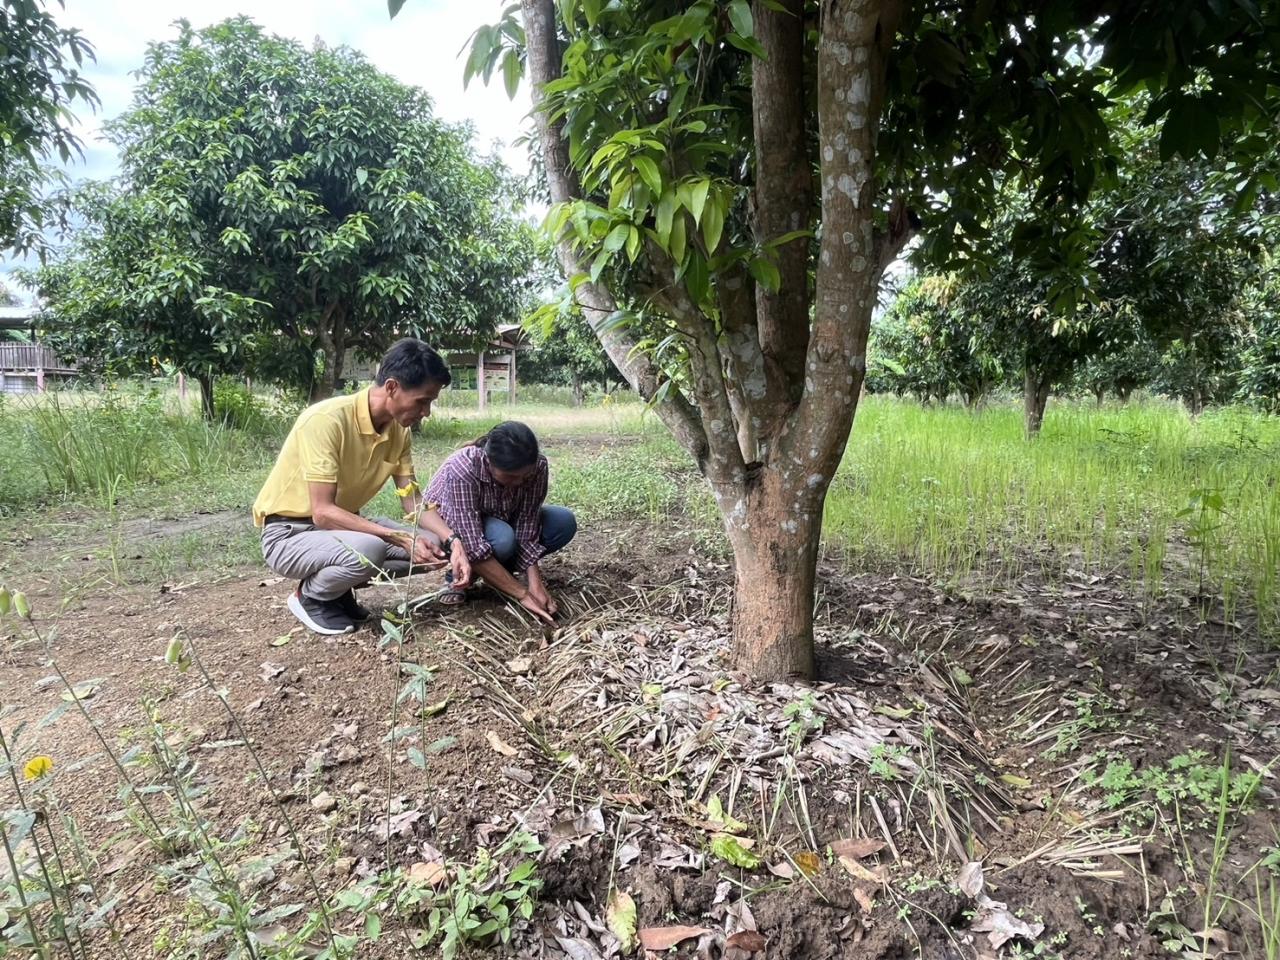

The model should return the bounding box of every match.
[425,421,576,621]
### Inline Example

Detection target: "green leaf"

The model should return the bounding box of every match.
[591,248,611,283]
[748,257,780,293]
[606,890,637,952]
[728,0,753,37]
[388,0,409,17]
[603,223,630,253]
[502,50,522,100]
[582,0,602,27]
[706,794,750,833]
[425,736,458,755]
[365,913,383,939]
[625,225,641,262]
[710,833,761,868]
[685,179,711,225]
[669,211,688,264]
[701,191,725,252]
[355,167,368,186]
[655,191,677,246]
[725,33,767,58]
[632,155,663,196]
[684,251,709,305]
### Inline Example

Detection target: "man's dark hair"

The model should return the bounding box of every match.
[477,421,540,472]
[375,339,452,389]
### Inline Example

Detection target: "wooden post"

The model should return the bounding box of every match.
[178,371,187,405]
[35,365,45,394]
[508,349,517,405]
[477,350,487,411]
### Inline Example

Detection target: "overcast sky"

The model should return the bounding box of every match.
[2,0,533,295]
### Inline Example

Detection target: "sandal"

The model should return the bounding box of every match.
[438,587,468,606]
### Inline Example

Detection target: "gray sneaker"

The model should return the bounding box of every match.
[288,588,356,635]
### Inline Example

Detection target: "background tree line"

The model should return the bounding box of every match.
[869,104,1280,432]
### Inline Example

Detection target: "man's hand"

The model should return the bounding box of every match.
[389,531,446,568]
[450,539,472,588]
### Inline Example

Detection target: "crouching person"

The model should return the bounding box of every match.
[427,421,576,622]
[252,339,471,634]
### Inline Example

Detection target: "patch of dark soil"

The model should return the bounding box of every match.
[2,516,1276,959]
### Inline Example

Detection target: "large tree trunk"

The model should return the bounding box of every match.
[196,370,215,421]
[571,371,584,407]
[1023,367,1051,437]
[309,303,347,404]
[520,0,907,681]
[727,473,821,678]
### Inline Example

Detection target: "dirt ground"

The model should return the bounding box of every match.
[2,496,1278,959]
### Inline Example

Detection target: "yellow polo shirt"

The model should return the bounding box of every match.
[252,388,414,527]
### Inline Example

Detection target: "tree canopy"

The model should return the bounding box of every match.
[31,17,539,408]
[0,0,98,257]
[425,0,1280,679]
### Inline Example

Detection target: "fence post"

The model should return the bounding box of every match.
[477,351,487,411]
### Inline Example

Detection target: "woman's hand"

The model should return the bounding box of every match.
[526,565,558,616]
[518,590,554,623]
[450,539,472,588]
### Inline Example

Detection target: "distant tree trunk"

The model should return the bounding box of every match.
[1094,386,1105,406]
[310,303,347,404]
[572,371,585,407]
[1118,387,1133,404]
[1024,366,1052,437]
[196,370,215,421]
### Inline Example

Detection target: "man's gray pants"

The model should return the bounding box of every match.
[261,518,441,601]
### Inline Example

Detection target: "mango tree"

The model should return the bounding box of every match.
[404,0,1279,678]
[87,18,536,403]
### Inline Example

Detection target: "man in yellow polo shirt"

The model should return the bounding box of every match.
[254,339,471,634]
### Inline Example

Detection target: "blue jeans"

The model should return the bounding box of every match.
[485,505,576,569]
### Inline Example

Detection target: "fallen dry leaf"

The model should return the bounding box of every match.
[638,926,710,951]
[485,730,519,757]
[794,851,822,876]
[830,837,886,860]
[767,861,796,879]
[958,860,985,899]
[838,856,886,885]
[725,930,767,951]
[854,887,875,914]
[406,861,448,887]
[971,896,1044,949]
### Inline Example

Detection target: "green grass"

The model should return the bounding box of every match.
[5,386,1279,634]
[824,396,1280,633]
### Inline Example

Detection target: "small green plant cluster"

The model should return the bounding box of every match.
[333,831,542,960]
[1041,692,1125,759]
[1082,749,1261,816]
[783,693,824,750]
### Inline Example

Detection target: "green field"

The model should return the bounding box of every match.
[3,387,1278,635]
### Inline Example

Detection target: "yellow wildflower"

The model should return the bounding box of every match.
[23,756,53,780]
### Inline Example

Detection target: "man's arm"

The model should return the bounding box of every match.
[394,474,470,585]
[308,482,443,566]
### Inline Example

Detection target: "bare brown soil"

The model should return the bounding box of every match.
[1,505,1277,959]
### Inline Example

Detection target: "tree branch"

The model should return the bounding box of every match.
[786,0,905,479]
[717,264,767,463]
[753,0,813,415]
[521,0,708,461]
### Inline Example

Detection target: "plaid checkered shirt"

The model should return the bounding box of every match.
[426,445,549,571]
